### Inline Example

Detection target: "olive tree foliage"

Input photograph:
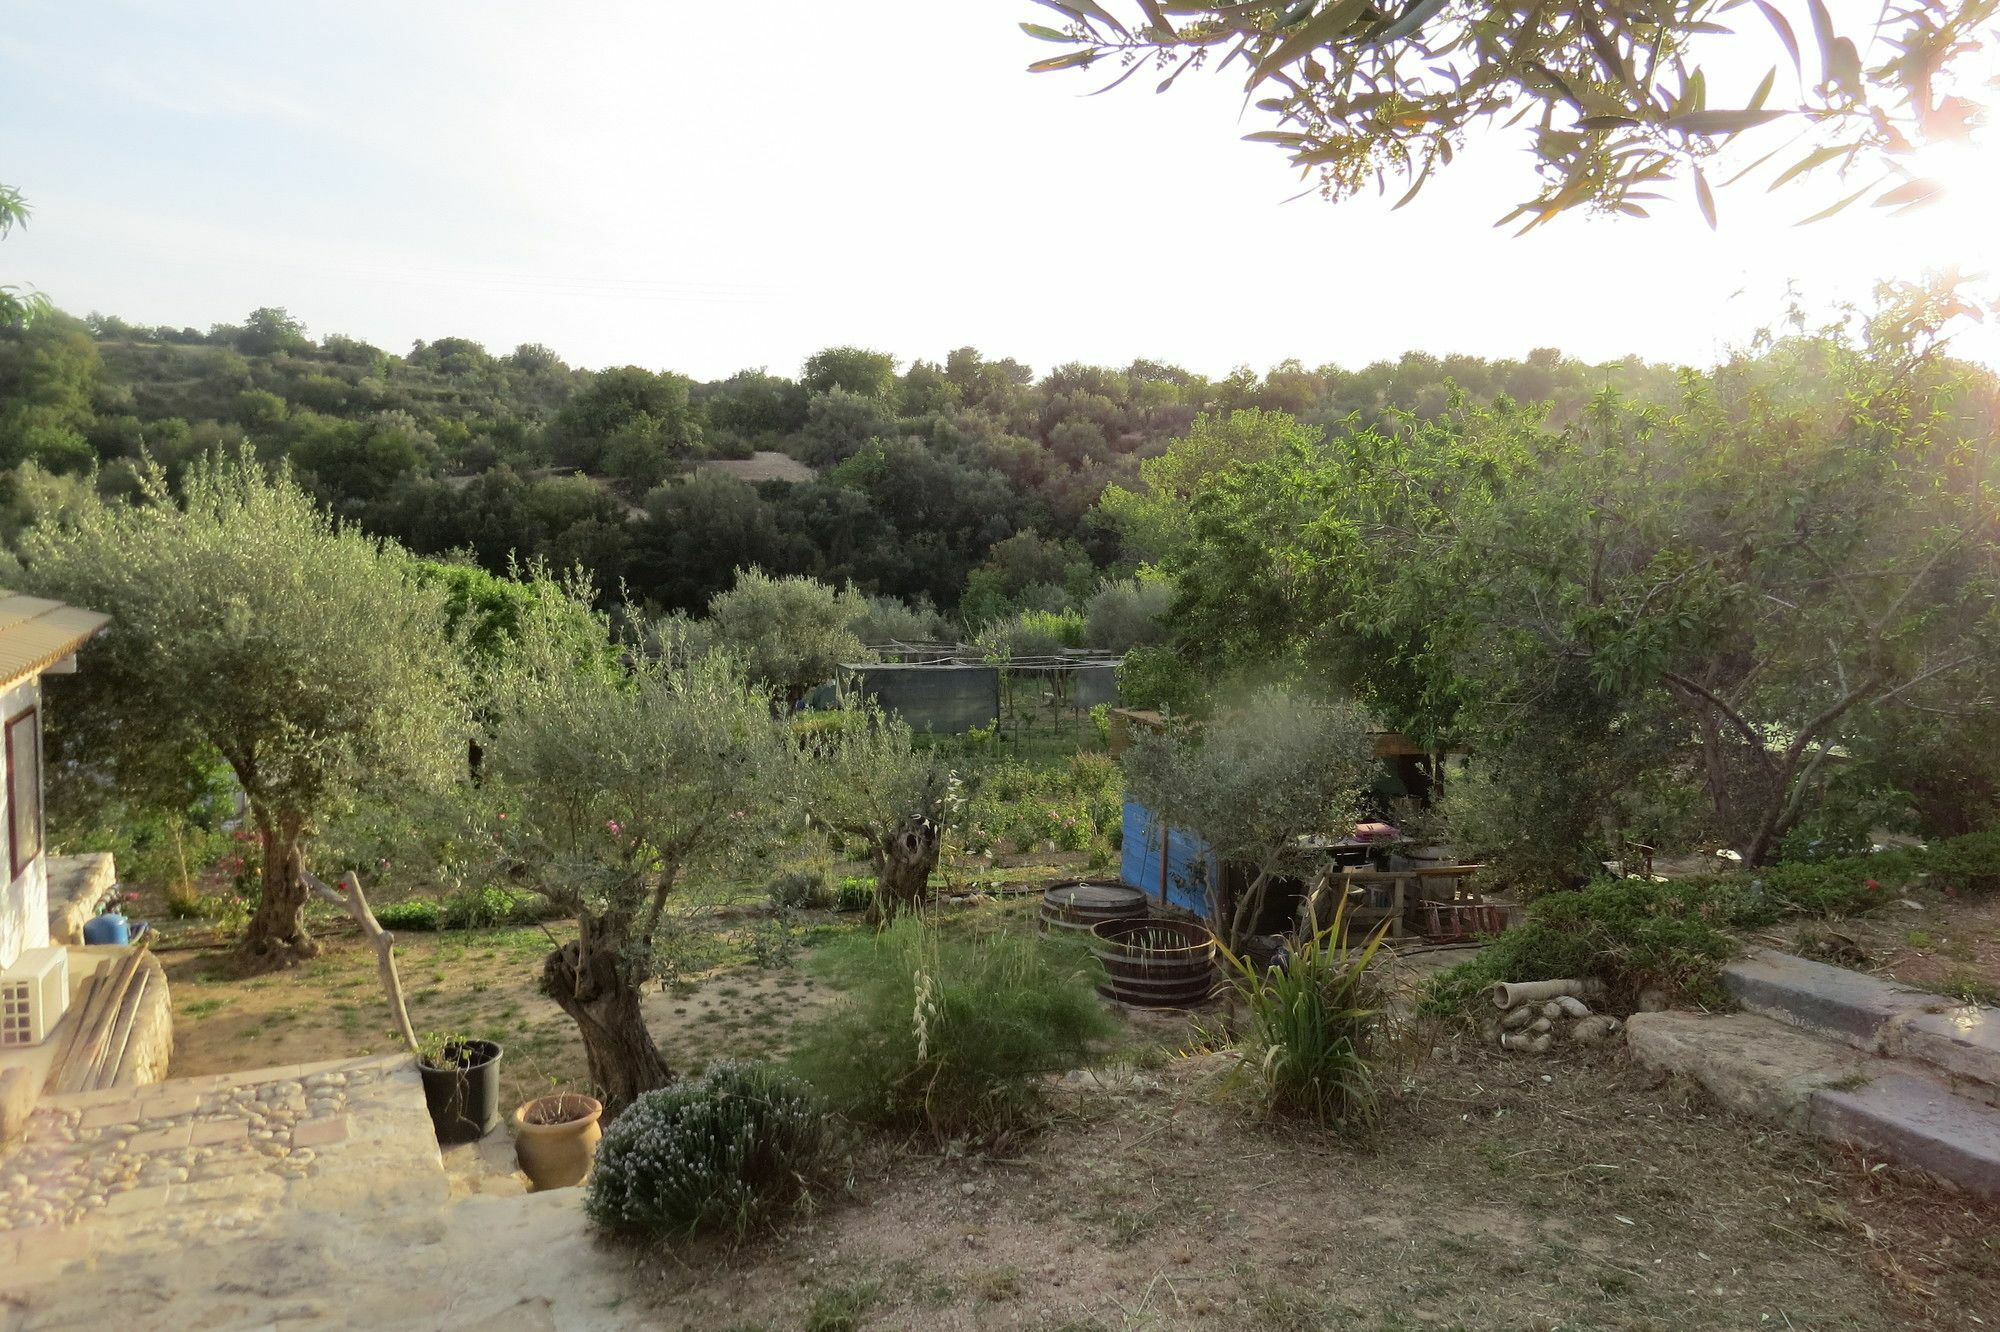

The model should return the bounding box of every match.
[704,567,869,700]
[20,451,468,961]
[801,706,958,922]
[0,183,52,327]
[482,613,797,1110]
[1124,687,1374,949]
[1023,0,1996,226]
[1082,576,1173,652]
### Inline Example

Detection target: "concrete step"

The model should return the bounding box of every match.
[1628,1010,2000,1201]
[1722,947,2000,1104]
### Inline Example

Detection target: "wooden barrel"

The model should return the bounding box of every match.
[1039,880,1147,939]
[1089,917,1217,1008]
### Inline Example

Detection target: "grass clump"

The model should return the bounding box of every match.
[1218,893,1390,1131]
[584,1061,848,1242]
[789,917,1115,1142]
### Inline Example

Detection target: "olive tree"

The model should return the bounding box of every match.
[1123,686,1374,950]
[20,451,468,961]
[484,626,796,1110]
[704,567,868,702]
[801,706,957,922]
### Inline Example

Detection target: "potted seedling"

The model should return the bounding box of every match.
[416,1029,504,1145]
[512,1083,604,1190]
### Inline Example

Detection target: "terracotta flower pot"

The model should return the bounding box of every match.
[512,1093,603,1190]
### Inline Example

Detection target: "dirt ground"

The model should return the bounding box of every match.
[623,1046,2000,1331]
[149,857,2000,1329]
[1760,875,2000,1006]
[162,916,848,1110]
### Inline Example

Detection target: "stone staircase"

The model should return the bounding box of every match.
[1627,947,2000,1199]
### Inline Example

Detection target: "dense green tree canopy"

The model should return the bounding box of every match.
[1154,302,2000,867]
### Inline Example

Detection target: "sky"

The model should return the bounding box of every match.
[2,0,1997,380]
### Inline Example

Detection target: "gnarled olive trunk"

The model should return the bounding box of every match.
[542,911,670,1114]
[869,817,940,924]
[243,809,318,963]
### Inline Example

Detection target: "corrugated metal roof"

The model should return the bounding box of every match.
[0,592,109,692]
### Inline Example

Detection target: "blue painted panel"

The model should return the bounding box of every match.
[1120,800,1214,918]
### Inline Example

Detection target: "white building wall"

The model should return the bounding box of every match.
[0,676,44,971]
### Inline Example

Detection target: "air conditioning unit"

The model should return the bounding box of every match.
[0,946,69,1046]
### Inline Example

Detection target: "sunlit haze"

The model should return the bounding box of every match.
[4,0,1996,376]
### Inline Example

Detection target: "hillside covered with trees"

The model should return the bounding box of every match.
[0,306,1679,621]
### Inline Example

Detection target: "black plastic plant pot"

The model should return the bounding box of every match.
[418,1039,503,1145]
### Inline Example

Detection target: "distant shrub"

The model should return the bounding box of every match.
[372,886,557,933]
[441,884,530,929]
[832,875,875,913]
[1114,645,1203,715]
[1081,577,1171,653]
[766,868,831,911]
[375,898,442,931]
[789,919,1115,1141]
[585,1061,847,1242]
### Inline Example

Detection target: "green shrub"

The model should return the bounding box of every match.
[1422,827,2000,1017]
[1421,877,1745,1016]
[766,868,831,911]
[441,884,528,929]
[789,919,1115,1141]
[831,875,875,913]
[1218,894,1389,1130]
[584,1061,847,1242]
[374,898,442,931]
[1915,827,2000,893]
[373,886,556,933]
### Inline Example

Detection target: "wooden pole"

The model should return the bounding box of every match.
[303,868,419,1056]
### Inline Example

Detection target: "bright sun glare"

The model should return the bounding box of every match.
[1899,138,2000,278]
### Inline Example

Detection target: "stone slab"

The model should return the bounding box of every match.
[1722,947,1937,1049]
[1810,1070,2000,1201]
[44,852,117,946]
[1885,1005,2000,1106]
[1625,1009,1874,1129]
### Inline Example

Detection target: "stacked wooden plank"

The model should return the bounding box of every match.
[43,946,157,1094]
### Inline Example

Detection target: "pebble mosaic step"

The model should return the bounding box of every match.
[0,1053,448,1289]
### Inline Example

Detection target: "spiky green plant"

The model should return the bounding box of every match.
[1217,889,1390,1131]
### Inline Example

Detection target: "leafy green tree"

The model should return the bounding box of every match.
[485,626,796,1109]
[1023,0,1995,225]
[1124,686,1374,949]
[704,568,867,700]
[1162,300,2000,868]
[234,307,311,357]
[802,346,897,400]
[553,366,700,472]
[21,452,468,961]
[1097,410,1310,565]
